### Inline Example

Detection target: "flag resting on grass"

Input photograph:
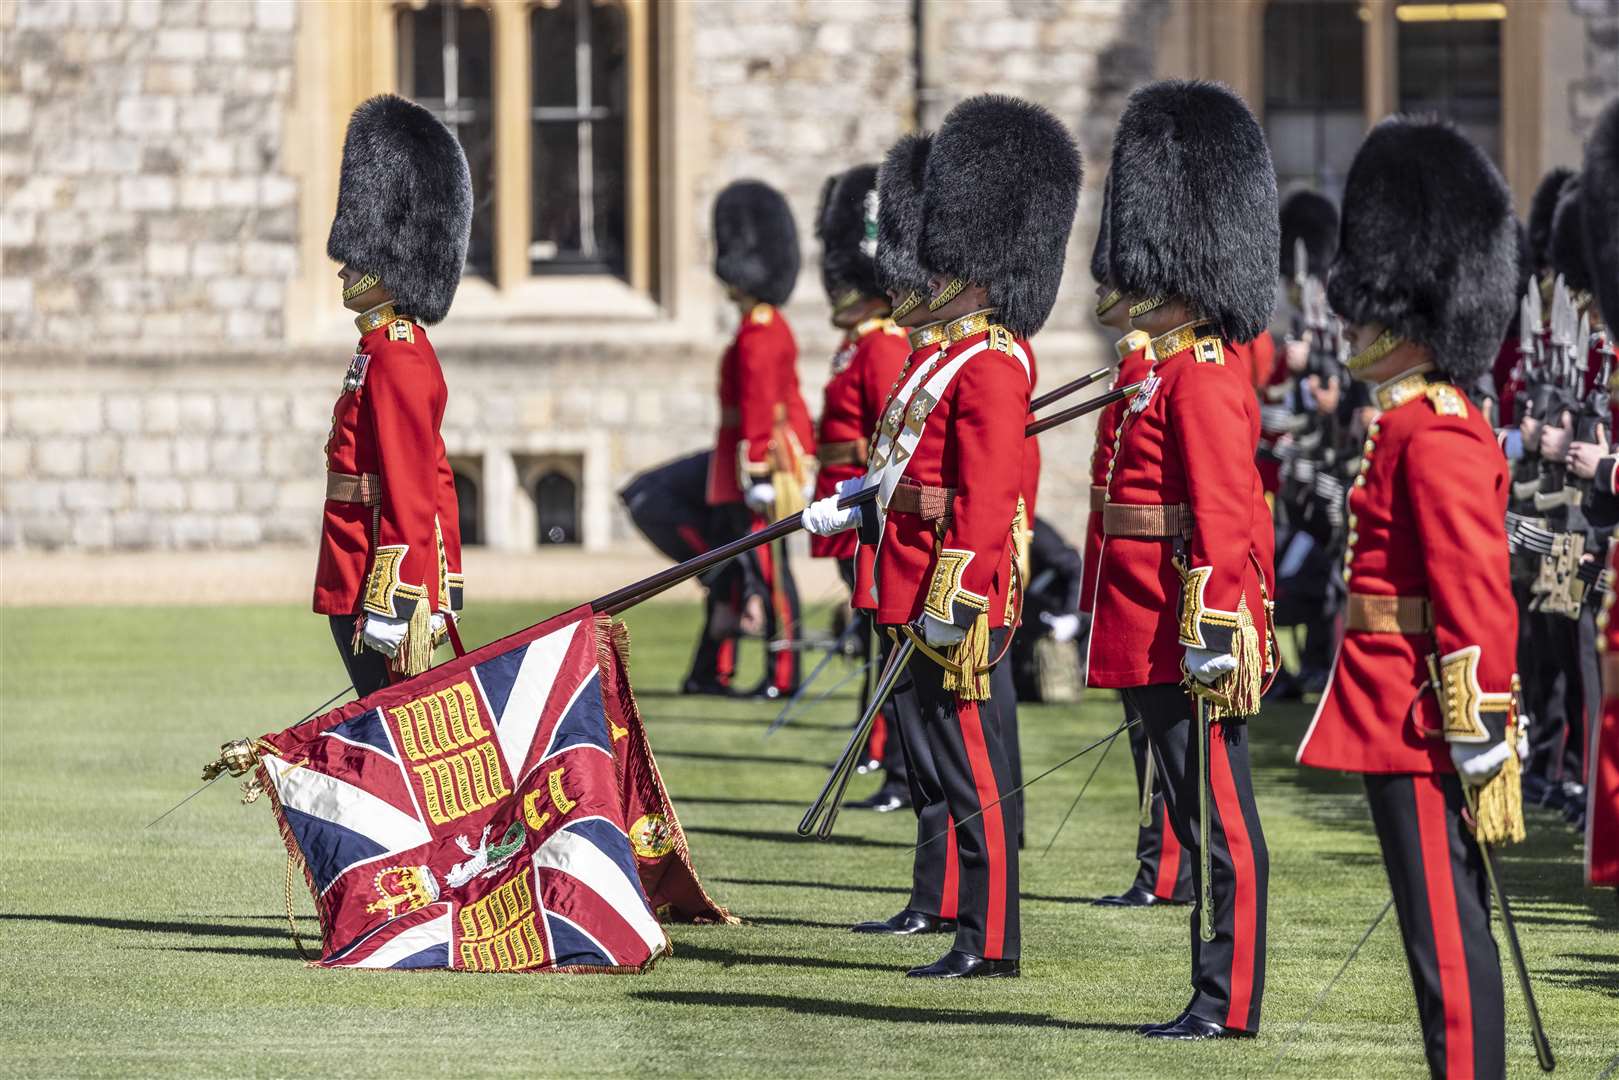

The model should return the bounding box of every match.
[253,606,731,972]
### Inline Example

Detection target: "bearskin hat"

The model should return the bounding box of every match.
[1279,190,1339,280]
[713,180,799,307]
[1583,96,1619,327]
[816,164,882,304]
[875,133,932,299]
[1549,179,1590,293]
[1328,116,1517,383]
[1527,166,1574,274]
[1108,80,1278,343]
[326,94,472,325]
[1090,172,1113,285]
[920,95,1083,338]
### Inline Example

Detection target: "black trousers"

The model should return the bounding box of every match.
[686,504,800,693]
[329,615,392,699]
[1524,610,1583,783]
[1365,773,1505,1080]
[1124,683,1268,1030]
[903,628,1020,960]
[989,646,1023,843]
[1123,694,1194,900]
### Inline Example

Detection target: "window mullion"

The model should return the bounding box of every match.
[489,0,532,290]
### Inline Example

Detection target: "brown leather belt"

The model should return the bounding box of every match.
[327,471,381,506]
[1345,593,1432,634]
[1089,485,1106,512]
[1101,502,1192,539]
[817,439,868,467]
[887,482,955,523]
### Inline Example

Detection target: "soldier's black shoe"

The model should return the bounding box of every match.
[847,787,910,812]
[1093,884,1174,908]
[1141,1015,1255,1040]
[905,950,1019,979]
[680,677,731,697]
[1136,1011,1190,1035]
[851,909,954,935]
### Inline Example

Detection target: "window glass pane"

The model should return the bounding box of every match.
[1398,15,1503,165]
[398,2,495,279]
[529,0,630,277]
[1263,0,1365,199]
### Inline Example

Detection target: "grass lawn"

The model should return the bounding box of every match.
[2,599,1615,1078]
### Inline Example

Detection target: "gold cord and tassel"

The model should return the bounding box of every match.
[940,612,992,702]
[1192,599,1264,720]
[1471,721,1526,847]
[395,597,434,677]
[771,468,805,521]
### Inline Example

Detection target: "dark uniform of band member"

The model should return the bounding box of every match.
[811,95,1080,978]
[1087,80,1277,1039]
[1297,116,1525,1080]
[314,95,470,696]
[698,181,816,699]
[1080,171,1192,909]
[808,164,913,807]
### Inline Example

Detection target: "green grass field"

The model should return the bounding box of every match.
[2,600,1615,1079]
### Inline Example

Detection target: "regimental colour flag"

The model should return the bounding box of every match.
[254,605,730,972]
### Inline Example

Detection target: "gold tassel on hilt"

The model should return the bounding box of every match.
[399,598,434,678]
[941,612,992,702]
[1471,721,1526,847]
[1201,600,1264,721]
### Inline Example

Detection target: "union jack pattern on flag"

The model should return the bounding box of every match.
[254,605,729,972]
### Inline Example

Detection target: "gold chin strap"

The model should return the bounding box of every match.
[342,270,382,302]
[927,277,966,312]
[1347,329,1404,375]
[831,288,864,314]
[1127,294,1166,318]
[1095,288,1122,317]
[891,290,923,321]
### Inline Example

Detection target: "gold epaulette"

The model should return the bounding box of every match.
[986,324,1016,355]
[1425,382,1467,417]
[387,318,416,344]
[749,303,774,326]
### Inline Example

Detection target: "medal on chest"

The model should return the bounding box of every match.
[830,343,856,375]
[1130,374,1161,414]
[343,353,371,392]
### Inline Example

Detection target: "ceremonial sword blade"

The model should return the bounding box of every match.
[1479,839,1557,1072]
[797,637,914,838]
[1039,725,1118,857]
[145,774,223,829]
[1270,896,1395,1074]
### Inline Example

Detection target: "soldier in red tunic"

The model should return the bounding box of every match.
[314,95,470,695]
[691,181,816,699]
[810,95,1080,977]
[1087,81,1278,1039]
[1296,117,1526,1080]
[1079,172,1192,911]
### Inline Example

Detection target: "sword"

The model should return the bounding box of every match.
[766,619,866,736]
[1270,896,1395,1073]
[767,658,871,739]
[797,636,915,840]
[1197,693,1215,943]
[1040,724,1118,856]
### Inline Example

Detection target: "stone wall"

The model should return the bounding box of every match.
[0,0,299,345]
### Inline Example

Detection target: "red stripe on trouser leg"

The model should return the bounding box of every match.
[940,814,959,920]
[754,536,796,690]
[1414,774,1476,1080]
[675,524,710,557]
[868,714,888,761]
[1153,798,1184,900]
[1208,730,1258,1030]
[957,699,1007,958]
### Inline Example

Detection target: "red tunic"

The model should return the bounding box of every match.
[1593,536,1619,886]
[1297,366,1516,775]
[809,317,910,559]
[875,321,1031,628]
[313,309,463,621]
[1021,343,1042,525]
[706,304,816,506]
[1088,323,1272,688]
[1229,330,1277,391]
[1079,331,1153,615]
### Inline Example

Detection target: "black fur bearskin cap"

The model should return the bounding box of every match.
[1279,190,1339,280]
[1584,96,1619,327]
[1090,171,1113,285]
[1328,115,1518,383]
[920,94,1083,338]
[713,180,800,307]
[1527,166,1574,274]
[1108,80,1278,343]
[326,94,473,325]
[815,164,882,304]
[1549,179,1590,293]
[875,133,933,300]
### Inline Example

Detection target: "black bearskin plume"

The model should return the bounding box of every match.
[713,180,800,307]
[816,164,882,304]
[1279,190,1339,280]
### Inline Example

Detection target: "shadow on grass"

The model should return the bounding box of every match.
[746,915,873,931]
[657,749,833,770]
[642,711,852,733]
[713,876,905,896]
[152,943,307,960]
[630,990,1141,1033]
[673,794,814,809]
[671,942,898,973]
[0,912,283,939]
[685,825,908,850]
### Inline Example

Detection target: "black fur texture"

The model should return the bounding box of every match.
[875,133,933,298]
[1549,179,1590,293]
[816,164,882,303]
[1108,80,1278,343]
[1583,96,1619,327]
[1328,116,1518,383]
[920,94,1083,338]
[713,180,799,306]
[1527,166,1574,273]
[326,94,472,325]
[1090,171,1113,285]
[1279,190,1339,279]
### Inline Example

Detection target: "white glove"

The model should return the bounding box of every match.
[1515,712,1530,762]
[430,610,458,639]
[1185,645,1237,686]
[921,613,966,647]
[1041,611,1082,644]
[1451,739,1513,786]
[362,614,409,658]
[802,478,863,536]
[744,482,776,516]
